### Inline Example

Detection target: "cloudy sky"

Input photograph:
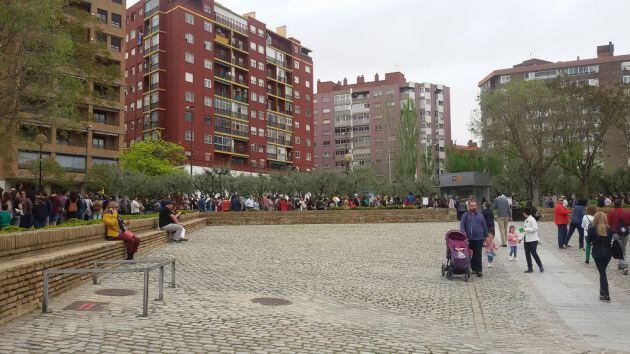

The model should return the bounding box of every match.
[128,0,630,144]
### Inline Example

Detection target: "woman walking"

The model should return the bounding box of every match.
[522,207,544,273]
[587,212,613,303]
[582,205,597,264]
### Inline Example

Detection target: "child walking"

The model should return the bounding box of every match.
[507,225,519,261]
[484,233,497,267]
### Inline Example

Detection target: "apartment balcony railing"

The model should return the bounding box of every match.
[215,13,247,34]
[267,153,289,162]
[266,137,292,146]
[267,120,293,132]
[214,107,248,121]
[215,34,229,46]
[266,56,288,68]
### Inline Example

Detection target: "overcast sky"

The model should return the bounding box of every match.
[128,0,630,144]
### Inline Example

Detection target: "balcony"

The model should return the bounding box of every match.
[215,33,229,46]
[266,55,288,69]
[215,13,247,34]
[214,107,248,121]
[266,136,292,146]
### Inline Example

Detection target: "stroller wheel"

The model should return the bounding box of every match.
[441,263,446,277]
[446,267,454,280]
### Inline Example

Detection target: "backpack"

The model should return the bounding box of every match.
[68,201,78,213]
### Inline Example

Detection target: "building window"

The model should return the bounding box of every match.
[185,52,194,63]
[204,41,212,51]
[623,75,630,84]
[111,13,122,28]
[184,111,192,121]
[204,59,212,70]
[295,136,300,144]
[204,21,212,32]
[184,33,194,43]
[204,133,212,144]
[306,153,311,161]
[184,131,194,141]
[294,76,300,84]
[500,75,510,84]
[96,9,108,23]
[185,13,194,25]
[202,78,211,88]
[250,127,257,136]
[305,65,311,73]
[204,116,212,125]
[250,42,256,51]
[250,59,256,68]
[294,61,300,70]
[185,91,194,102]
[258,62,264,71]
[92,137,105,149]
[295,151,301,159]
[110,36,122,52]
[250,75,257,85]
[305,80,311,88]
[185,72,193,83]
[250,25,256,33]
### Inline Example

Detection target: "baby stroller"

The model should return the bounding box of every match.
[441,230,472,281]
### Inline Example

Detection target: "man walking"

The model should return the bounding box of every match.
[460,200,488,277]
[492,192,510,246]
[607,198,629,272]
[555,195,571,249]
[159,201,187,242]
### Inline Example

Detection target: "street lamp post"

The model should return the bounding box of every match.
[35,133,48,192]
[83,123,92,188]
[185,106,194,175]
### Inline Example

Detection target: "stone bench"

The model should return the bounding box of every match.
[0,213,209,325]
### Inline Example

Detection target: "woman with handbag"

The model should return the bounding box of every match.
[103,201,141,260]
[586,211,614,303]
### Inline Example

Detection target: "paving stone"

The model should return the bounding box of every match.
[0,223,624,352]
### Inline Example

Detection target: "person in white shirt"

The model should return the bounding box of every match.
[582,205,597,264]
[130,198,142,215]
[244,196,254,210]
[522,207,544,273]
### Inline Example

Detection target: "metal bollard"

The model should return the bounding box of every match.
[157,266,164,301]
[142,270,149,317]
[42,270,49,313]
[92,262,98,285]
[170,260,176,288]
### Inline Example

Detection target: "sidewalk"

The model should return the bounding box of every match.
[504,233,630,351]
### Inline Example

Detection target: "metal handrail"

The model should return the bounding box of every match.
[42,258,176,317]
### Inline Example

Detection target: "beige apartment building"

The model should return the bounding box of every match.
[0,0,126,192]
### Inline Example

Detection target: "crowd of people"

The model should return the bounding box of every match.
[459,191,629,304]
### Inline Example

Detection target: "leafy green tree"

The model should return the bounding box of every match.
[395,98,418,178]
[556,84,630,197]
[445,148,501,175]
[0,0,119,170]
[120,139,186,176]
[475,80,567,204]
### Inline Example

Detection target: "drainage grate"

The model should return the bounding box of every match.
[64,301,108,311]
[95,289,138,296]
[251,297,292,306]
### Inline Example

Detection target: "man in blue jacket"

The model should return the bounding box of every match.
[460,200,489,277]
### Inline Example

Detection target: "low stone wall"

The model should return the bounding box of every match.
[0,212,202,258]
[0,213,208,326]
[207,208,456,226]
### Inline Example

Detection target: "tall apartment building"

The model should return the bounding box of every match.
[314,72,451,179]
[0,0,126,191]
[124,0,315,173]
[479,42,630,169]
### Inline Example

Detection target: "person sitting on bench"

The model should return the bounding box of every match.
[103,201,141,260]
[159,200,188,241]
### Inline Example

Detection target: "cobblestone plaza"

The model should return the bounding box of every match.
[1,222,629,353]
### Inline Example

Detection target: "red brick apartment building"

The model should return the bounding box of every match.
[479,43,630,169]
[124,0,314,173]
[314,73,451,179]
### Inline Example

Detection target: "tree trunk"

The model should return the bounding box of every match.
[531,173,541,207]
